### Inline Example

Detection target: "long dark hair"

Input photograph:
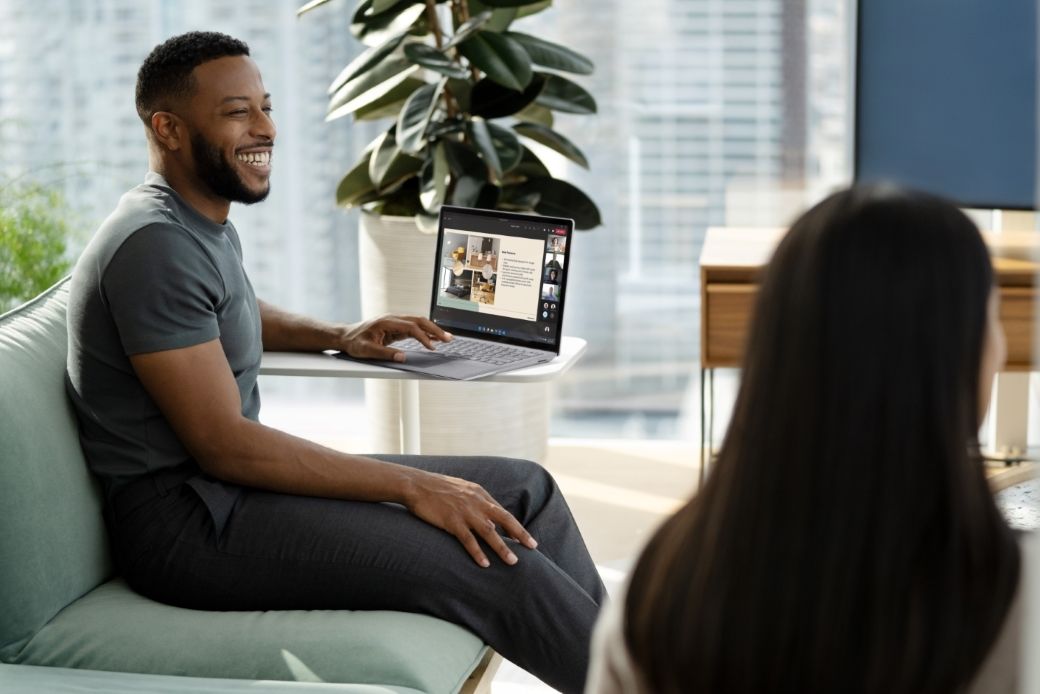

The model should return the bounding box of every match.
[625,186,1020,693]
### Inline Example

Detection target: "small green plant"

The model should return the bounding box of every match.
[0,181,72,312]
[299,0,601,230]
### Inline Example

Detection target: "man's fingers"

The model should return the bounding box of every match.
[415,316,452,342]
[454,527,491,568]
[401,318,452,350]
[475,520,519,566]
[406,322,437,350]
[491,507,538,550]
[354,341,405,363]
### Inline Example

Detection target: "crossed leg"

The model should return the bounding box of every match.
[117,456,606,693]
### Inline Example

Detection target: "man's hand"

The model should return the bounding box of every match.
[404,470,539,568]
[339,315,452,363]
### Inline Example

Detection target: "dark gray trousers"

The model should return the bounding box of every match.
[107,456,606,694]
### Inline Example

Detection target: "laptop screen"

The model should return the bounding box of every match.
[430,205,573,353]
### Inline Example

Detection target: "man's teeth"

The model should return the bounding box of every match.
[236,151,271,166]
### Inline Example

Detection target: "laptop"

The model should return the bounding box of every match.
[337,205,573,380]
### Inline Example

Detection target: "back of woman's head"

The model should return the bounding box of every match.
[625,186,1019,693]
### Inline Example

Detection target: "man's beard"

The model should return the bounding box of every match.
[191,131,270,205]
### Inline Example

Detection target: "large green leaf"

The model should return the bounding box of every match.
[451,176,484,207]
[466,1,516,33]
[415,212,440,234]
[327,55,419,121]
[478,0,549,6]
[534,73,597,114]
[446,78,473,112]
[513,102,553,127]
[487,122,523,172]
[403,44,469,78]
[368,128,397,186]
[515,0,551,18]
[505,32,593,75]
[469,74,544,118]
[368,126,424,190]
[397,81,443,153]
[509,145,550,179]
[468,118,502,178]
[475,183,501,209]
[354,76,426,121]
[375,177,423,216]
[336,154,380,208]
[426,118,467,140]
[445,10,494,48]
[443,138,488,179]
[458,32,532,91]
[499,183,541,211]
[514,177,601,229]
[297,0,335,16]
[450,178,500,208]
[420,141,450,212]
[352,1,425,46]
[328,31,409,95]
[370,0,403,12]
[513,122,588,168]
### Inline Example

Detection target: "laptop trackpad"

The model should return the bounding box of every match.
[395,351,493,379]
[336,350,494,380]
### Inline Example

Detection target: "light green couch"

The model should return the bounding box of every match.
[0,279,496,693]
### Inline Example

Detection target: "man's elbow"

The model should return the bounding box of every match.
[187,417,251,481]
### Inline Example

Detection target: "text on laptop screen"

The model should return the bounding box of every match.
[432,207,571,348]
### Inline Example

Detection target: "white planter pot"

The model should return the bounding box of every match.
[358,211,550,462]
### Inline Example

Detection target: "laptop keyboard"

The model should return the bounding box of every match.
[392,337,543,366]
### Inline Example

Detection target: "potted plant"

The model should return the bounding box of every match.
[298,0,601,232]
[0,181,73,313]
[299,0,598,459]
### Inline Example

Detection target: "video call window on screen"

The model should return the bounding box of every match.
[539,229,567,323]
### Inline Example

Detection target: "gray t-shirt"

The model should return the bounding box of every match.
[66,172,261,530]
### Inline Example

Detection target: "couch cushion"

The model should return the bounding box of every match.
[0,279,113,660]
[15,579,486,693]
[0,664,423,693]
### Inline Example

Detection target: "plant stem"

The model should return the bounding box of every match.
[424,0,444,49]
[452,0,481,82]
[453,0,470,23]
[423,0,459,120]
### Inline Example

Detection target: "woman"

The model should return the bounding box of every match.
[587,186,1022,693]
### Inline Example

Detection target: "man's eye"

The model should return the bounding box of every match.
[228,110,247,116]
[263,107,273,114]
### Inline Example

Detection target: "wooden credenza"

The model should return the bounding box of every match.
[700,228,1040,370]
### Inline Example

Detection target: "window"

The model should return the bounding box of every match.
[0,0,852,442]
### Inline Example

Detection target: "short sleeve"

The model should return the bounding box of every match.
[102,224,224,355]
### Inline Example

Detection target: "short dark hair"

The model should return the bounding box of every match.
[135,31,250,126]
[625,185,1020,693]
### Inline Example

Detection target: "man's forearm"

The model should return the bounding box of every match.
[196,415,420,504]
[258,299,348,352]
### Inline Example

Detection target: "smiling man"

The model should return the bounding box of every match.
[64,32,604,694]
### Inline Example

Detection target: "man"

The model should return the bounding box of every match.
[65,31,604,694]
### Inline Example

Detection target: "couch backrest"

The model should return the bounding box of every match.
[0,278,112,660]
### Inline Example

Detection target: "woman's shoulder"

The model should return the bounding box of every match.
[585,587,652,694]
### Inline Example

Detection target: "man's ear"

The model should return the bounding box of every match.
[150,111,184,151]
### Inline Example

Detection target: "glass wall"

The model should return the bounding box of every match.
[0,0,853,441]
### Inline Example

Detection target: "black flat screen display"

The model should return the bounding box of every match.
[430,206,573,353]
[855,0,1037,210]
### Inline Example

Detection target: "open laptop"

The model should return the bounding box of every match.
[337,205,573,380]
